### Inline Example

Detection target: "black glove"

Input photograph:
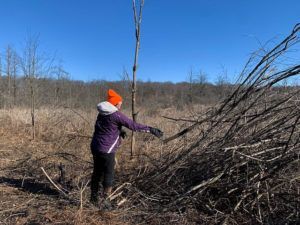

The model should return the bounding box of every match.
[149,127,164,138]
[120,129,127,139]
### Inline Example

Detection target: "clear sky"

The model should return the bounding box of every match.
[0,0,299,83]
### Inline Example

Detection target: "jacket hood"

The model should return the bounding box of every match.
[97,101,118,116]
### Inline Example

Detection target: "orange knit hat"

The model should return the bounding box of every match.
[107,89,122,106]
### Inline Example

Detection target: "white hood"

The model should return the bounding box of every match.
[97,101,118,115]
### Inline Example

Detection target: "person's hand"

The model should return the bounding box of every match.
[149,127,164,138]
[120,129,127,139]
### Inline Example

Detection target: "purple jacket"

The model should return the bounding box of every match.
[91,101,150,154]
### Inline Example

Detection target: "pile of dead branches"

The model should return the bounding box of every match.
[119,24,300,224]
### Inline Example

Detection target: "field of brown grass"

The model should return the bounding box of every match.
[0,106,202,224]
[0,95,299,225]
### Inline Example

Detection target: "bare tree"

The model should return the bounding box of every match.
[131,0,144,157]
[216,67,231,99]
[54,65,68,106]
[187,69,195,104]
[20,36,54,140]
[197,70,208,85]
[21,37,38,139]
[6,45,12,108]
[12,51,18,106]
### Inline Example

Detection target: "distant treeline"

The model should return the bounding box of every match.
[0,75,233,110]
[0,40,236,110]
[0,41,292,111]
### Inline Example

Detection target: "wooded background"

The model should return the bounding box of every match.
[0,42,234,110]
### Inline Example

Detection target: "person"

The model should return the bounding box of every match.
[90,89,163,207]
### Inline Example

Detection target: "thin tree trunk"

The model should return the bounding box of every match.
[13,53,17,106]
[55,83,59,106]
[131,0,144,157]
[30,79,35,140]
[131,22,140,157]
[31,55,36,140]
[6,46,12,109]
[69,85,72,108]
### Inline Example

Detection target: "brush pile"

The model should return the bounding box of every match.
[120,24,300,224]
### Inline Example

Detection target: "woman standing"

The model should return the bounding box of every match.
[90,89,163,207]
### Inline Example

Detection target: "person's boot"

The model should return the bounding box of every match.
[102,187,112,211]
[90,182,99,206]
[90,174,100,206]
[90,191,99,206]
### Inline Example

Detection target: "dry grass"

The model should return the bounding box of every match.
[0,98,299,224]
[0,99,299,224]
[0,106,200,225]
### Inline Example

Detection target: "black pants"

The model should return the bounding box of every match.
[90,152,115,197]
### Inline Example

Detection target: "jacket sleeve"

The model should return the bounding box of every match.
[114,111,150,132]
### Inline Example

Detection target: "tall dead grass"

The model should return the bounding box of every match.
[0,104,200,224]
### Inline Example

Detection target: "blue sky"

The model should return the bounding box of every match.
[0,0,299,83]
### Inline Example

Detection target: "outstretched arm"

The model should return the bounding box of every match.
[115,111,163,138]
[115,111,150,132]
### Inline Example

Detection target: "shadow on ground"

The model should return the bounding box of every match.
[0,176,59,196]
